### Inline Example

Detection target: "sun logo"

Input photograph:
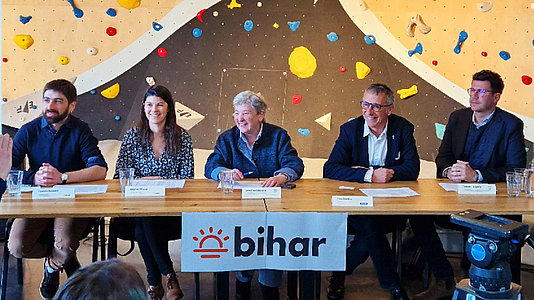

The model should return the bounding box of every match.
[193,227,230,258]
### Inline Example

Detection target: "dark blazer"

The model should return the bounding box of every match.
[435,107,526,182]
[324,114,420,182]
[0,178,5,200]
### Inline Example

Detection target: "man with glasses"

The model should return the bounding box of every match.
[9,79,107,299]
[323,83,419,300]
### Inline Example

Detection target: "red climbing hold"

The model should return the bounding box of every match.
[481,51,487,57]
[197,9,207,23]
[339,66,346,72]
[292,94,302,104]
[2,58,7,63]
[106,27,117,36]
[157,48,168,57]
[521,75,532,85]
[432,60,438,66]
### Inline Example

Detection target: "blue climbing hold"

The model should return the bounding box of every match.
[244,20,254,31]
[499,51,511,61]
[364,34,376,45]
[90,90,96,95]
[106,8,117,17]
[152,22,163,31]
[20,16,32,24]
[327,32,338,42]
[114,115,121,121]
[32,105,37,109]
[2,98,7,102]
[298,128,310,136]
[192,28,202,38]
[408,42,423,57]
[288,21,301,31]
[66,0,84,18]
[453,31,468,54]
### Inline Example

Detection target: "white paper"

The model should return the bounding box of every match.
[242,187,282,199]
[439,183,460,192]
[458,184,496,195]
[339,186,356,190]
[33,188,76,199]
[359,187,420,197]
[131,179,186,189]
[53,184,108,195]
[21,185,40,193]
[217,181,264,189]
[332,196,373,207]
[124,186,166,197]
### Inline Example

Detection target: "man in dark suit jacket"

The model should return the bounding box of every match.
[324,84,419,300]
[0,133,13,200]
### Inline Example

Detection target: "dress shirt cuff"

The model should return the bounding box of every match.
[442,166,452,178]
[475,170,483,182]
[210,167,229,181]
[364,167,374,183]
[275,168,298,182]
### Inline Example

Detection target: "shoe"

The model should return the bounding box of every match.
[148,285,164,300]
[412,278,455,300]
[259,283,279,300]
[390,287,410,300]
[164,272,184,300]
[235,279,251,300]
[63,256,81,277]
[327,271,345,300]
[40,264,60,300]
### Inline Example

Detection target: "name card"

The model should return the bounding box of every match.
[242,187,282,199]
[124,186,166,197]
[33,188,75,199]
[457,184,496,195]
[332,196,373,207]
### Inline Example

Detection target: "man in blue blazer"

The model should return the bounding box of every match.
[324,84,419,300]
[0,133,13,200]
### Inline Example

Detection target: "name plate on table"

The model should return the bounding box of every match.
[33,188,75,199]
[457,184,496,195]
[332,196,373,207]
[125,186,166,197]
[242,187,281,199]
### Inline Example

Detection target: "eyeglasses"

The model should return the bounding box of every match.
[467,88,495,95]
[360,101,392,112]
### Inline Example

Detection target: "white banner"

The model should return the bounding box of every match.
[181,212,347,272]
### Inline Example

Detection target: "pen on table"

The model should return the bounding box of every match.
[243,171,254,176]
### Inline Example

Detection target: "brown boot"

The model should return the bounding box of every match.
[148,285,164,300]
[163,272,184,300]
[413,278,455,300]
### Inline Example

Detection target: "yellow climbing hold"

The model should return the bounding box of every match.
[58,56,70,65]
[288,46,317,79]
[101,83,120,99]
[273,22,279,29]
[117,0,140,10]
[355,62,371,79]
[397,85,418,99]
[13,35,34,50]
[227,0,242,9]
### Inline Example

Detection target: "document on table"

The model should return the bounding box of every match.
[131,179,186,189]
[21,185,41,193]
[438,183,496,194]
[359,187,420,197]
[439,183,460,192]
[53,185,108,195]
[217,181,264,189]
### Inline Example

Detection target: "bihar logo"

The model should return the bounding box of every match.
[193,227,230,259]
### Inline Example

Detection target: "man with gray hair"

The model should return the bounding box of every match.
[205,90,304,299]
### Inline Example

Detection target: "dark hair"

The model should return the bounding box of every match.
[472,70,504,94]
[43,79,77,104]
[137,85,183,153]
[365,83,394,105]
[53,259,146,300]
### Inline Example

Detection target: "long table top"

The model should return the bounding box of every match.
[0,178,533,218]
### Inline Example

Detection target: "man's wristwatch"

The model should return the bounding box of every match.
[61,173,68,184]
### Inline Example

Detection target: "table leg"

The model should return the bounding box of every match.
[299,270,316,300]
[215,272,229,300]
[194,272,200,300]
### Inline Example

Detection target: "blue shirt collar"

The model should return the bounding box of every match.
[239,122,263,146]
[472,109,495,129]
[363,120,388,139]
[40,115,72,130]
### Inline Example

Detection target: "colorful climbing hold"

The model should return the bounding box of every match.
[2,98,7,102]
[192,28,202,38]
[292,94,302,104]
[146,77,156,86]
[244,20,254,31]
[364,35,376,45]
[117,0,140,10]
[397,85,418,99]
[453,31,468,54]
[115,115,121,121]
[339,66,346,72]
[13,35,34,50]
[106,27,117,36]
[106,8,117,16]
[355,62,371,79]
[90,90,96,94]
[227,0,242,9]
[408,42,423,57]
[288,46,317,79]
[298,129,310,136]
[213,11,219,17]
[288,21,301,31]
[327,32,339,42]
[435,123,446,140]
[157,47,167,57]
[32,105,37,109]
[58,56,70,65]
[197,9,207,22]
[499,51,511,61]
[101,83,120,99]
[481,51,488,57]
[152,22,163,31]
[432,60,438,66]
[66,0,84,18]
[521,75,532,85]
[477,2,492,12]
[2,58,7,63]
[257,2,263,7]
[19,16,32,24]
[273,22,279,29]
[86,47,98,55]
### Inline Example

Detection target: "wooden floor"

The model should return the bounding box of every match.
[2,230,534,299]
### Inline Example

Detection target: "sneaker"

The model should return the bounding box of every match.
[40,265,60,300]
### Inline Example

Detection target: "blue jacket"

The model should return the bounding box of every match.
[323,114,420,182]
[204,123,304,181]
[436,107,526,182]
